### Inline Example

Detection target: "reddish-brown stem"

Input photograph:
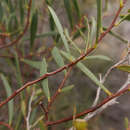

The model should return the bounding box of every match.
[0,1,126,108]
[47,67,72,111]
[0,0,32,49]
[0,121,13,130]
[40,102,49,121]
[46,84,130,126]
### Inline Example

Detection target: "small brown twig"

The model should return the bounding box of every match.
[47,67,72,112]
[0,0,32,49]
[40,102,49,121]
[0,121,13,130]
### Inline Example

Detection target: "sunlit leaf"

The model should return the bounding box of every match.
[48,6,70,53]
[0,74,14,125]
[40,58,50,101]
[116,65,130,73]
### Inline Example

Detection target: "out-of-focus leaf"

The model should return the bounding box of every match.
[45,0,53,5]
[116,65,130,73]
[21,100,26,117]
[14,52,23,87]
[40,58,50,101]
[96,0,103,44]
[31,115,44,129]
[120,13,130,22]
[89,17,96,45]
[61,85,74,93]
[61,50,111,95]
[52,47,66,74]
[19,0,24,25]
[21,59,41,69]
[38,120,47,130]
[85,55,112,61]
[0,74,14,125]
[48,6,70,53]
[64,29,81,53]
[72,0,81,20]
[103,27,128,44]
[0,3,3,22]
[30,10,38,48]
[15,112,22,130]
[73,119,88,130]
[72,27,86,40]
[5,0,14,12]
[64,0,74,29]
[24,31,58,41]
[8,14,19,33]
[124,117,129,129]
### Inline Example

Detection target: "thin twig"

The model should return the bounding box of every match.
[26,90,35,130]
[47,67,72,111]
[39,102,48,121]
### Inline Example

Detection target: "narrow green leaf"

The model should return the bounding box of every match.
[61,50,111,95]
[14,52,23,87]
[30,10,38,49]
[61,85,74,93]
[8,14,19,33]
[52,47,66,74]
[21,59,41,69]
[48,6,70,53]
[85,55,112,61]
[40,58,50,101]
[96,0,103,44]
[64,0,74,29]
[0,3,3,22]
[64,29,81,53]
[21,100,26,117]
[45,0,53,5]
[19,0,24,25]
[72,0,81,20]
[0,74,14,125]
[103,27,128,43]
[89,17,96,45]
[119,13,130,23]
[24,31,58,41]
[116,65,130,73]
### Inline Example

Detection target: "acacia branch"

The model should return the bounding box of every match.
[0,0,126,108]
